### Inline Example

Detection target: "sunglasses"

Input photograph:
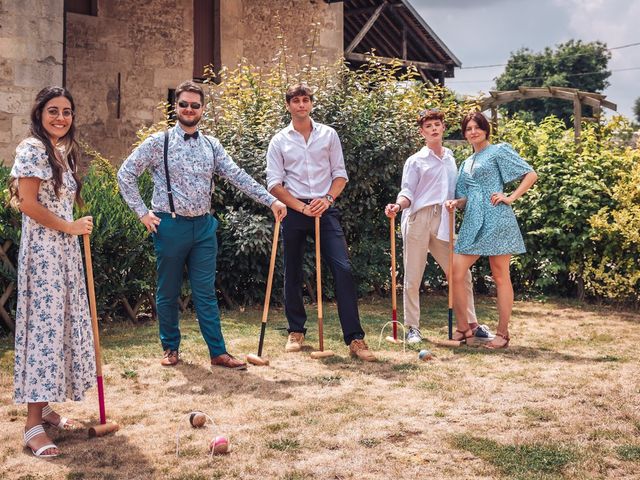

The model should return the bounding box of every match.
[177,100,202,110]
[45,107,74,118]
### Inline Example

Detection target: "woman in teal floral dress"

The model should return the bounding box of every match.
[10,87,95,457]
[445,112,538,349]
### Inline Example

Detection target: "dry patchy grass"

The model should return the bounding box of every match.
[0,296,639,479]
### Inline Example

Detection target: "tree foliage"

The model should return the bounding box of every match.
[495,115,638,302]
[495,40,611,125]
[633,96,640,124]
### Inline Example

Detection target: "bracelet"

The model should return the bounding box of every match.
[395,203,402,211]
[301,204,307,214]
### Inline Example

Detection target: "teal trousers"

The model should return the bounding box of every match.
[153,212,226,357]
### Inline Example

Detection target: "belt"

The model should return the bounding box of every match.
[156,212,210,221]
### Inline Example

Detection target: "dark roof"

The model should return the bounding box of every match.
[342,0,461,83]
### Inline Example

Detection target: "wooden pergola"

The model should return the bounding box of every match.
[479,87,618,141]
[338,0,461,84]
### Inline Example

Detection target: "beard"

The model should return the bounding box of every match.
[177,112,202,128]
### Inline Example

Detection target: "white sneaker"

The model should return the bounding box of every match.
[406,327,422,344]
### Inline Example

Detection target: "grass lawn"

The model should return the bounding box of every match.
[0,295,638,479]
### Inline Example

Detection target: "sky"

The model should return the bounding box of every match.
[410,0,640,120]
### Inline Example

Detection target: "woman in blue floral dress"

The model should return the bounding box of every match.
[445,112,538,349]
[9,87,96,457]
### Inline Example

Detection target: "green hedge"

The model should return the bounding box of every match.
[2,59,638,335]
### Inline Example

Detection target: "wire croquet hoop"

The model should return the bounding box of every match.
[378,321,406,352]
[175,411,218,458]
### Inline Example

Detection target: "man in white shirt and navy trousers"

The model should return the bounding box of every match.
[266,84,376,361]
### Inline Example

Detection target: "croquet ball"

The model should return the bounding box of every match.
[190,411,206,428]
[418,349,434,361]
[209,435,230,454]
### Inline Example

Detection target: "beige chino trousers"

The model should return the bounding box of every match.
[402,204,477,329]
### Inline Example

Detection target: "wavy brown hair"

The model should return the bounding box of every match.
[9,86,83,208]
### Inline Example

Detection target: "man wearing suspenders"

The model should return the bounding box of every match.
[118,81,287,370]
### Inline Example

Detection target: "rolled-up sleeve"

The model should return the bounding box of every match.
[266,136,285,192]
[328,129,348,182]
[397,159,417,203]
[117,136,159,218]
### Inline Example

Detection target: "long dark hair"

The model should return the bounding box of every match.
[9,86,83,207]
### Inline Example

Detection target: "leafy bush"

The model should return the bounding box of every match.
[194,59,472,302]
[584,148,640,304]
[495,115,637,300]
[2,57,638,335]
[77,147,156,321]
[0,166,20,334]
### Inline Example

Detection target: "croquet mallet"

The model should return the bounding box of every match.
[310,216,334,359]
[246,219,281,366]
[427,209,465,347]
[385,215,404,344]
[83,234,120,437]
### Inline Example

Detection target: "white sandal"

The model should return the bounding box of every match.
[42,405,73,430]
[24,424,59,458]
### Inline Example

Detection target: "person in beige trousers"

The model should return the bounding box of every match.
[385,109,494,344]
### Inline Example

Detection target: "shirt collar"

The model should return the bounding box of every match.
[417,145,449,160]
[174,123,199,138]
[285,118,317,135]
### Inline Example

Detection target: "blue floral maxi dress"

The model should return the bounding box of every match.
[11,138,96,404]
[455,143,534,256]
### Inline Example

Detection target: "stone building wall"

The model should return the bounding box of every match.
[220,0,343,71]
[0,0,64,164]
[2,0,343,165]
[65,0,193,163]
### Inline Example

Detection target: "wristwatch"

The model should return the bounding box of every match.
[325,194,335,204]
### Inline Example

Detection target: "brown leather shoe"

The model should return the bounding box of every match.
[211,353,247,370]
[349,339,377,362]
[160,349,179,366]
[285,332,304,352]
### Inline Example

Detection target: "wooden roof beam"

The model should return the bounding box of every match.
[345,52,447,71]
[345,1,389,54]
[344,3,402,18]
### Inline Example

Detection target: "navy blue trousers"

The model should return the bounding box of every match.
[282,207,364,345]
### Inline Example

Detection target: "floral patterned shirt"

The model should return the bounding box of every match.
[118,124,275,218]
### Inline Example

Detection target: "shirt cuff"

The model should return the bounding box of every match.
[331,172,349,182]
[267,179,282,192]
[397,189,414,203]
[135,207,150,219]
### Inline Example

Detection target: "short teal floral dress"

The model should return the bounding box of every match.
[455,143,533,256]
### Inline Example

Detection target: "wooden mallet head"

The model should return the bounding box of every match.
[88,422,119,438]
[427,337,468,348]
[310,350,334,359]
[246,353,270,366]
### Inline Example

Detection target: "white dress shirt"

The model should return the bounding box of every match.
[266,119,348,198]
[398,145,458,241]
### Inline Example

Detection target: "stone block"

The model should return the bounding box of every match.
[0,60,14,85]
[13,62,62,88]
[153,68,185,89]
[0,130,12,144]
[39,0,63,19]
[0,38,29,60]
[0,93,26,114]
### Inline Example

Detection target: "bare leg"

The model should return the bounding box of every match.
[487,254,512,347]
[451,253,480,340]
[25,402,59,456]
